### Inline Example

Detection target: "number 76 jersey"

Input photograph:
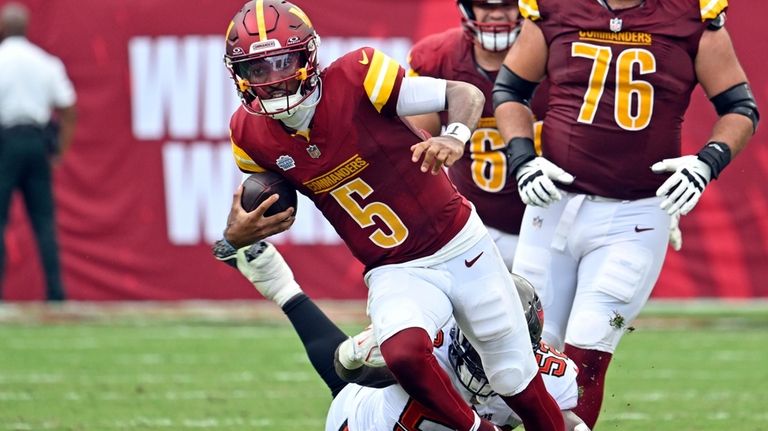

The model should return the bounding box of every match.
[521,0,728,200]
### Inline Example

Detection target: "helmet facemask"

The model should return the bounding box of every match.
[458,0,520,52]
[226,37,320,118]
[448,327,495,398]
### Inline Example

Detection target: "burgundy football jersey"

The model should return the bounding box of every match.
[230,47,472,270]
[520,0,727,199]
[409,29,526,235]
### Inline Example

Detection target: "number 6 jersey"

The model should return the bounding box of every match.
[519,0,728,199]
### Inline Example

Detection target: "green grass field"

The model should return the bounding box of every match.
[1,301,767,431]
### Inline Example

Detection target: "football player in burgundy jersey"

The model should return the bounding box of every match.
[407,0,528,269]
[213,239,590,431]
[220,1,564,430]
[493,0,758,427]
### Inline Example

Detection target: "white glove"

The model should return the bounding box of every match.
[336,325,386,370]
[651,155,712,216]
[516,157,575,207]
[668,212,682,251]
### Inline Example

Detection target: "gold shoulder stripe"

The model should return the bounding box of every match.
[363,50,401,113]
[231,138,265,173]
[700,0,728,21]
[518,0,541,20]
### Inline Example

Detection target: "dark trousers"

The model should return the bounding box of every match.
[0,125,65,300]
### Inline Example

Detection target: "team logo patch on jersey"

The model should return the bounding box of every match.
[307,144,321,159]
[609,17,623,33]
[276,155,296,171]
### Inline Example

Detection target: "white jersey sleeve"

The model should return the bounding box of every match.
[536,341,580,410]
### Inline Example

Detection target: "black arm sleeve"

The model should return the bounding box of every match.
[492,64,540,111]
[710,82,760,133]
[333,345,398,389]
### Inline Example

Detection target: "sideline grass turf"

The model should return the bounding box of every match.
[1,302,766,430]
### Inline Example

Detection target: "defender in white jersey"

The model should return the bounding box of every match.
[213,239,589,431]
[328,321,584,431]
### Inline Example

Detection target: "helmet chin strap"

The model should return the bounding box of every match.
[273,81,322,130]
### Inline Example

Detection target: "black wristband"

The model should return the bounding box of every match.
[504,137,537,177]
[696,141,732,179]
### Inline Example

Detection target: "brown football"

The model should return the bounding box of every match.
[240,171,298,216]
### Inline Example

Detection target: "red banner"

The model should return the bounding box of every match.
[2,0,766,301]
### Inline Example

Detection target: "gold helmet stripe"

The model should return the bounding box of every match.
[288,6,313,28]
[225,20,235,43]
[255,0,267,41]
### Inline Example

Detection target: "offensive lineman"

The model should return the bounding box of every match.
[494,0,758,427]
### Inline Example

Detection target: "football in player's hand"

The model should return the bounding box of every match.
[240,171,298,217]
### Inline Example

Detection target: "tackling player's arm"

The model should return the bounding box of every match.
[333,327,397,388]
[333,346,397,388]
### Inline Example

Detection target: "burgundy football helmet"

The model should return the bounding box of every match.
[457,0,521,52]
[224,0,320,117]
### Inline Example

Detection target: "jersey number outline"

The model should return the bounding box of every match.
[330,177,409,248]
[535,343,568,377]
[571,42,657,131]
[469,128,508,192]
[395,398,454,431]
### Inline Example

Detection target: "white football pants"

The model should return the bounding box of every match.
[365,212,538,396]
[512,192,669,353]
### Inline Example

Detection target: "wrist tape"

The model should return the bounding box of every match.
[697,141,731,179]
[441,123,472,144]
[505,137,537,176]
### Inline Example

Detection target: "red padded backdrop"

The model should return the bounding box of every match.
[1,0,766,300]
